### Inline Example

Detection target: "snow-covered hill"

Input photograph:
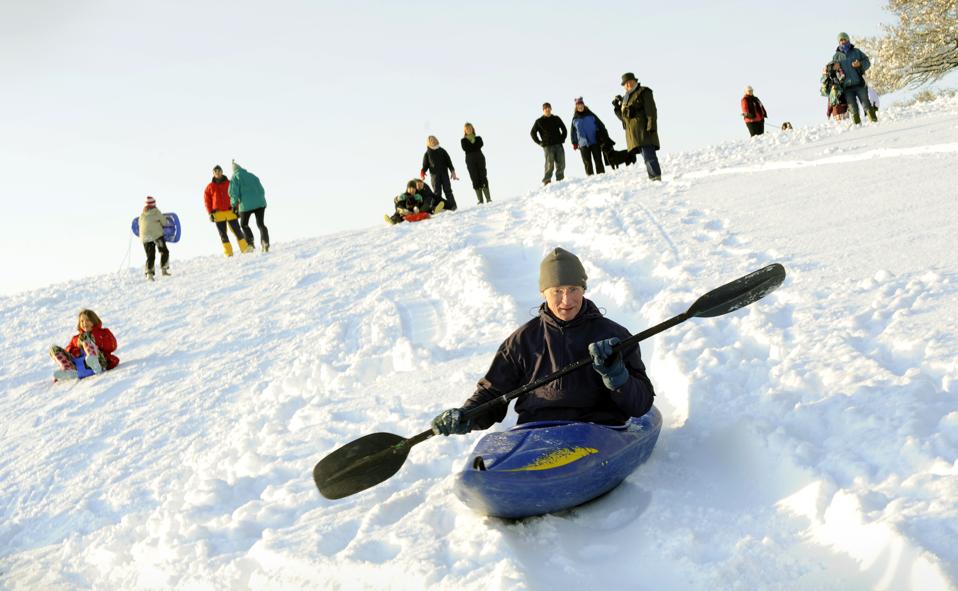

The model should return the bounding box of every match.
[2,96,957,590]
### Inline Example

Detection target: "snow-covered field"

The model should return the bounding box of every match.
[2,96,957,590]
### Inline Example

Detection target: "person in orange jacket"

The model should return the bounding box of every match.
[203,164,251,256]
[49,309,119,380]
[741,85,768,137]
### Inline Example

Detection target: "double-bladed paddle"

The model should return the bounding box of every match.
[314,263,786,500]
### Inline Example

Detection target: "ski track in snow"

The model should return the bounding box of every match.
[1,96,957,590]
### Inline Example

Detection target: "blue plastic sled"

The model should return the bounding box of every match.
[132,212,181,243]
[72,355,96,379]
[453,406,663,519]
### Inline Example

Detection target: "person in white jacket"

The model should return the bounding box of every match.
[139,195,171,280]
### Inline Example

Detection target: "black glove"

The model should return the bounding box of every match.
[232,205,239,216]
[431,408,473,436]
[588,337,629,390]
[612,95,623,106]
[209,211,216,222]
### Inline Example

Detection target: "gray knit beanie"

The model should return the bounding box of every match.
[539,247,588,292]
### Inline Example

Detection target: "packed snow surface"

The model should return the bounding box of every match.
[2,96,957,590]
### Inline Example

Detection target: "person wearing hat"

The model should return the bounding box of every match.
[741,85,768,137]
[230,160,270,252]
[530,102,568,186]
[204,164,252,257]
[831,32,876,124]
[138,195,171,281]
[431,247,656,435]
[613,72,662,181]
[570,97,609,176]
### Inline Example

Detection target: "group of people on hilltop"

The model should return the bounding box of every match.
[529,72,663,185]
[135,161,272,282]
[741,31,879,137]
[386,124,493,225]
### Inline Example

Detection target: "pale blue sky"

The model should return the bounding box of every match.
[0,0,919,294]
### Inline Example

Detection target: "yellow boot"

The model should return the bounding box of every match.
[222,242,234,257]
[238,239,253,253]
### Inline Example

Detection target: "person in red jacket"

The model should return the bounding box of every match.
[203,165,251,257]
[741,85,768,137]
[48,309,119,380]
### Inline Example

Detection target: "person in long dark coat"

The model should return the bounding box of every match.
[461,123,491,204]
[420,136,459,211]
[613,72,662,181]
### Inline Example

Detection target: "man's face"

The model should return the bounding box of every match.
[543,285,584,321]
[543,106,552,116]
[415,180,424,189]
[213,168,223,179]
[623,80,637,92]
[839,38,849,48]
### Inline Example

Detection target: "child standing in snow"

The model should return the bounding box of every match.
[139,196,171,281]
[49,309,119,380]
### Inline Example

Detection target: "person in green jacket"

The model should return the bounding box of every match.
[613,72,662,181]
[229,160,271,252]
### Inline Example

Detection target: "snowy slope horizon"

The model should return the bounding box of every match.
[2,96,957,590]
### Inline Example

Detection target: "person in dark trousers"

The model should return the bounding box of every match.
[421,136,459,211]
[613,72,662,181]
[832,32,876,125]
[530,102,567,185]
[570,97,608,176]
[414,178,444,213]
[461,122,491,204]
[430,247,656,436]
[138,195,171,280]
[741,85,768,136]
[230,160,270,252]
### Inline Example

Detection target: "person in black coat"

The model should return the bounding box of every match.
[420,136,459,211]
[461,122,491,204]
[530,102,567,185]
[414,178,444,213]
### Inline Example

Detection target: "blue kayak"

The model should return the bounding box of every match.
[453,406,662,518]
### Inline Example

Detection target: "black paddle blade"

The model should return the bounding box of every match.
[313,432,410,500]
[687,263,786,318]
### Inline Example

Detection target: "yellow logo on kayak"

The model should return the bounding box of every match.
[504,447,599,471]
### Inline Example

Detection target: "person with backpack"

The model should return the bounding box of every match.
[832,32,877,125]
[741,86,768,137]
[203,164,251,257]
[230,160,270,252]
[138,195,171,280]
[613,72,662,181]
[570,97,608,176]
[421,136,459,211]
[530,102,568,185]
[461,123,491,204]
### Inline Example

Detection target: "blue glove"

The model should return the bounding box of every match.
[431,408,473,436]
[588,337,629,390]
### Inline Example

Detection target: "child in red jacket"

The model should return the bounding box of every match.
[49,309,119,380]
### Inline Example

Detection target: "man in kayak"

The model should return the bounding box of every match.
[431,247,656,435]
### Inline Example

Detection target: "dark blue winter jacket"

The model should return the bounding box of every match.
[570,110,606,148]
[832,44,870,87]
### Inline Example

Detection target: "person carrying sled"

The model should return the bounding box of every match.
[230,160,270,252]
[832,32,876,125]
[49,309,119,380]
[384,182,426,225]
[204,165,251,257]
[530,102,567,185]
[431,247,656,435]
[139,196,171,280]
[421,136,459,212]
[741,86,768,137]
[461,123,491,204]
[570,97,608,176]
[613,72,662,181]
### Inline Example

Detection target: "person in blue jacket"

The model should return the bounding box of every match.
[832,32,877,125]
[229,160,271,252]
[570,97,608,176]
